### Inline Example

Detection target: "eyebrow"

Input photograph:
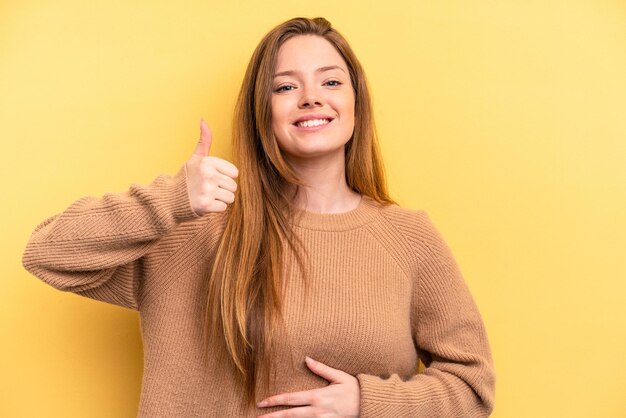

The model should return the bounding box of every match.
[273,65,347,78]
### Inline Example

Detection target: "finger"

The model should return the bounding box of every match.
[257,406,317,418]
[305,357,346,383]
[206,199,227,213]
[214,188,235,205]
[257,388,320,408]
[208,156,239,179]
[193,118,212,157]
[216,175,238,193]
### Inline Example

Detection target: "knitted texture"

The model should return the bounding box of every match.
[22,165,496,417]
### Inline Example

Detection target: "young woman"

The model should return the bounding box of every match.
[22,17,495,417]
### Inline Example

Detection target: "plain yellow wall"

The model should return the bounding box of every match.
[2,1,625,417]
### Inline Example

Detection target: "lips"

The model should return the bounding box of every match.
[292,114,335,126]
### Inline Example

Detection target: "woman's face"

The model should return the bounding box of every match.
[271,35,355,164]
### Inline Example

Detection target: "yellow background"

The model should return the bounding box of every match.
[2,1,625,417]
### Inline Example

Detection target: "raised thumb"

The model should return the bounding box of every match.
[193,118,212,157]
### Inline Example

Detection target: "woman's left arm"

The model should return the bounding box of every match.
[356,210,496,417]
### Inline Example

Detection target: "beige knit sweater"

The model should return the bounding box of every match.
[22,165,495,417]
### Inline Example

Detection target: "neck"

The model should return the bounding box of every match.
[283,149,361,214]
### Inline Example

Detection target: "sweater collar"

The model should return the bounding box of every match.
[287,195,380,231]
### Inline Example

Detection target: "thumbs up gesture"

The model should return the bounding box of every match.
[184,118,239,215]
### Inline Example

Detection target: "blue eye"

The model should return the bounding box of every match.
[275,85,295,92]
[325,80,342,87]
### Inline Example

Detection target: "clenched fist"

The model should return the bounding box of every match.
[184,118,239,215]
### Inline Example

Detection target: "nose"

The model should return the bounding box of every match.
[298,85,323,108]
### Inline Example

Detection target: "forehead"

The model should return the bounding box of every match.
[274,35,348,73]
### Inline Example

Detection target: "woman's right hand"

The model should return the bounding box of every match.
[184,118,239,215]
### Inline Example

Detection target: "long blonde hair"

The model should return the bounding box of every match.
[203,16,396,409]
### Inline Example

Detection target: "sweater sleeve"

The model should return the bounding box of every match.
[356,210,496,417]
[21,164,202,311]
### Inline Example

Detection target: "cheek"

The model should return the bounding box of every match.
[342,93,355,126]
[270,102,291,152]
[347,100,355,122]
[271,99,289,130]
[342,89,355,114]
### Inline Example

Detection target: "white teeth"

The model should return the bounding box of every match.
[297,118,330,128]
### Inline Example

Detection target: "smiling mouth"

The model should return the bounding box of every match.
[294,118,333,128]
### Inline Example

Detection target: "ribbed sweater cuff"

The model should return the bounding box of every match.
[171,164,201,221]
[357,373,421,418]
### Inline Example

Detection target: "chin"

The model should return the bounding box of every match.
[282,145,347,161]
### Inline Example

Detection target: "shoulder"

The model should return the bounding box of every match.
[360,198,446,269]
[372,199,437,240]
[371,200,454,260]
